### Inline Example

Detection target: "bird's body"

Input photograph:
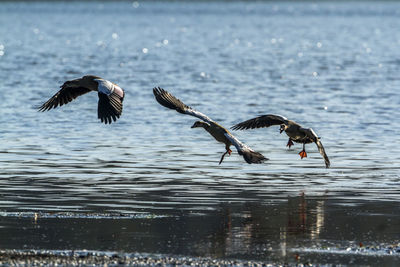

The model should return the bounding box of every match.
[197,121,231,144]
[153,87,267,164]
[190,121,233,163]
[39,75,124,124]
[232,114,330,168]
[283,121,315,145]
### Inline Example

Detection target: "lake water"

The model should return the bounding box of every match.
[0,1,399,265]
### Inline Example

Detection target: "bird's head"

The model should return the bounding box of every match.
[279,124,287,134]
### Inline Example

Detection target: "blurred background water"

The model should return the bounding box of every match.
[0,1,399,265]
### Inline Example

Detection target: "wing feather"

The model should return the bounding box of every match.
[97,92,123,124]
[305,128,330,168]
[38,85,91,111]
[153,87,214,124]
[231,114,289,130]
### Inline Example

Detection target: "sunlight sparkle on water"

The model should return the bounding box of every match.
[132,1,139,8]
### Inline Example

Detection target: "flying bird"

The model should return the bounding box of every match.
[231,114,330,168]
[38,75,124,124]
[153,87,267,165]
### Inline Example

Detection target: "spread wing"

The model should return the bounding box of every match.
[224,132,268,164]
[231,114,289,130]
[38,84,91,111]
[304,128,330,168]
[153,87,214,124]
[97,91,124,124]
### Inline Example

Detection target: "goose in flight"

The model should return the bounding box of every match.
[153,87,267,165]
[38,75,124,124]
[231,114,330,168]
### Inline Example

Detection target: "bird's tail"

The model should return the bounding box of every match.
[240,149,268,164]
[224,132,268,164]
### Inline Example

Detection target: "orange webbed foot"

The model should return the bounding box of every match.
[228,149,232,155]
[299,150,307,159]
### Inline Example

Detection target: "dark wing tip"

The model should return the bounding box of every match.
[37,103,47,112]
[153,87,190,113]
[38,86,92,114]
[313,136,330,169]
[152,86,164,95]
[231,119,259,131]
[152,86,161,97]
[231,114,286,131]
[323,152,331,168]
[325,161,331,168]
[37,98,58,112]
[231,122,248,130]
[97,92,123,124]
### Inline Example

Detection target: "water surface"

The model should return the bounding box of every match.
[0,1,399,265]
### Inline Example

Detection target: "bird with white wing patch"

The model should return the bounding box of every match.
[38,75,124,124]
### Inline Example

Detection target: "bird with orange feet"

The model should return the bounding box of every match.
[231,114,330,168]
[153,87,267,165]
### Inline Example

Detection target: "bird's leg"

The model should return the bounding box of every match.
[287,138,294,149]
[226,144,232,156]
[219,146,232,165]
[299,143,307,159]
[219,151,229,165]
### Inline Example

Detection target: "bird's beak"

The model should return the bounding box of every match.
[280,129,283,134]
[191,123,197,128]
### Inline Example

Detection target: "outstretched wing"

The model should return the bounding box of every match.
[231,114,289,130]
[95,79,124,124]
[97,92,124,124]
[224,132,267,164]
[153,87,214,124]
[304,128,330,168]
[38,84,91,111]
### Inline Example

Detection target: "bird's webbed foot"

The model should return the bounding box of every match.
[287,139,294,149]
[299,149,307,159]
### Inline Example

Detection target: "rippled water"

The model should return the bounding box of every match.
[0,1,399,265]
